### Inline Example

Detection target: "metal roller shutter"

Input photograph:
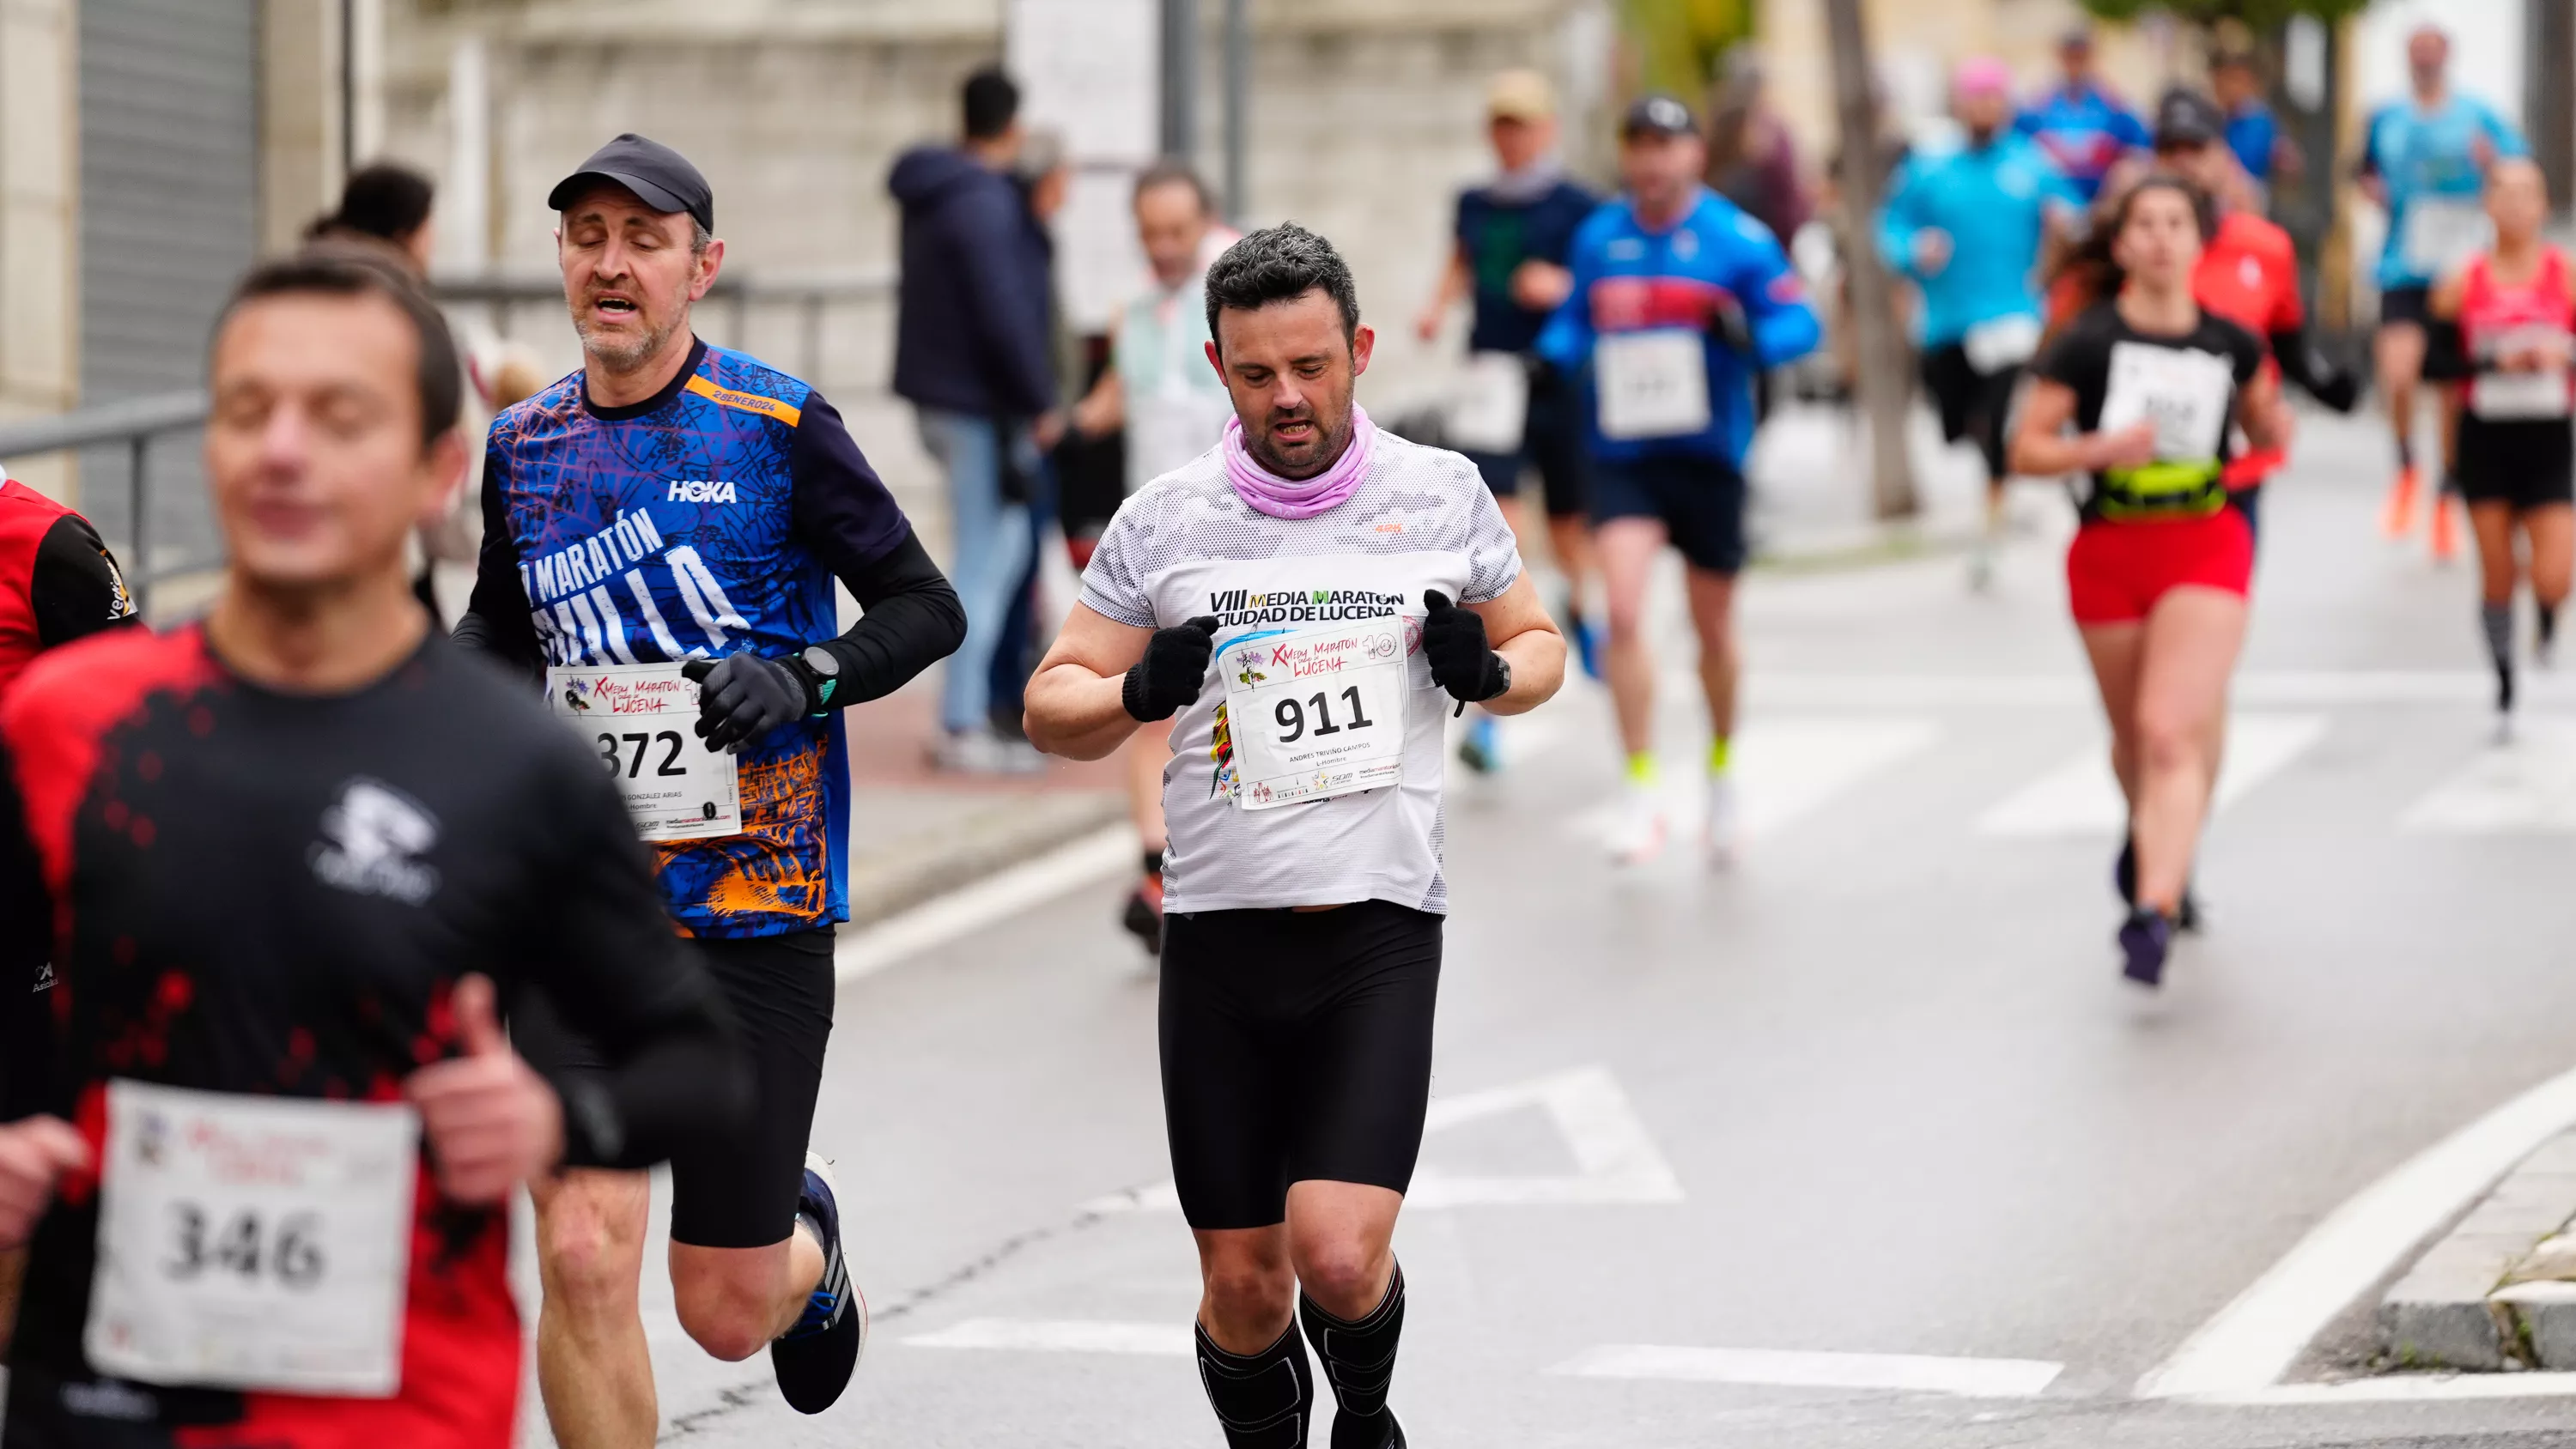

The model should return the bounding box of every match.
[79,0,259,578]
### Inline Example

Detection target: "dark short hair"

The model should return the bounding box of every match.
[1133,161,1213,215]
[963,66,1020,141]
[1203,223,1361,353]
[211,244,464,448]
[309,162,435,246]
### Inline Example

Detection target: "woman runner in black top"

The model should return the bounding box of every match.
[2011,178,2285,989]
[0,247,746,1449]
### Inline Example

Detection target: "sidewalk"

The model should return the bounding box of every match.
[840,679,1129,926]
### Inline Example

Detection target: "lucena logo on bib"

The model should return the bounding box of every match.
[1205,586,1409,632]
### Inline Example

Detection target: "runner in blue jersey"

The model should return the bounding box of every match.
[2360,25,2528,558]
[2211,51,2292,194]
[1882,57,2082,586]
[2015,27,2150,203]
[1538,94,1821,866]
[456,135,965,1434]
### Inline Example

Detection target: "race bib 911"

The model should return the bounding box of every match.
[548,663,742,841]
[87,1081,420,1397]
[1220,617,1411,810]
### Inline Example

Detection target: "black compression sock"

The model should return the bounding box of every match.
[1300,1264,1406,1449]
[2483,600,2515,670]
[1195,1320,1314,1449]
[2543,603,2561,649]
[2397,438,2415,470]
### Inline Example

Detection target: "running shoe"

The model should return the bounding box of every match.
[1457,713,1502,774]
[2430,488,2462,563]
[2118,907,2173,990]
[2117,834,2201,931]
[771,1151,866,1415]
[1607,784,1667,865]
[1121,873,1164,955]
[1569,610,1604,682]
[1704,773,1741,864]
[2380,465,2421,539]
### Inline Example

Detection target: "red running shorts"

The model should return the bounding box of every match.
[2065,509,2255,626]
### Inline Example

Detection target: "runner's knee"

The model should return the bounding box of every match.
[674,1283,779,1363]
[2134,710,2203,776]
[1287,1236,1384,1312]
[534,1180,649,1307]
[1203,1259,1296,1326]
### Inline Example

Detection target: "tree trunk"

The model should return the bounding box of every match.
[1823,0,1918,519]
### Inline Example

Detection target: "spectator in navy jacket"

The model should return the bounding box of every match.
[890,66,1060,773]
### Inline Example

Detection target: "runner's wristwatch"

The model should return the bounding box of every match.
[796,646,840,712]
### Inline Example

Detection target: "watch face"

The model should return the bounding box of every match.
[801,646,840,676]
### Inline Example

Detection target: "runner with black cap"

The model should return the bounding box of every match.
[455,132,966,1438]
[1539,94,1821,865]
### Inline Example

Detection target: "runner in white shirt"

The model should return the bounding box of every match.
[1026,223,1565,1449]
[1069,162,1239,954]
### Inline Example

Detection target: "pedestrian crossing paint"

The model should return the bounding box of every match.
[1567,715,1941,845]
[1550,1344,2063,1398]
[904,1319,1189,1356]
[1084,1065,1683,1214]
[2401,719,2576,834]
[1975,714,2329,838]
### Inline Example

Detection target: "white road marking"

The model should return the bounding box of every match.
[834,825,1139,984]
[2402,718,2576,833]
[2192,1373,2576,1405]
[1552,1344,2062,1398]
[1755,670,2576,709]
[902,1319,1190,1356]
[1976,714,2327,838]
[1086,1064,1683,1213]
[1568,716,1941,844]
[2135,1059,2576,1399]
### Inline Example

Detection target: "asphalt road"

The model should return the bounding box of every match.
[554,410,2576,1447]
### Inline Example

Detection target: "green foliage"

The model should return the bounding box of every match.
[2074,0,2371,24]
[1622,0,1756,100]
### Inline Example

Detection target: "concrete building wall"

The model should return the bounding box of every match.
[374,0,1606,517]
[0,0,80,502]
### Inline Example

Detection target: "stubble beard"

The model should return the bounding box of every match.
[575,307,685,378]
[1247,399,1352,482]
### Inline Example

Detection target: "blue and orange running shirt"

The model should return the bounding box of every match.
[470,337,915,937]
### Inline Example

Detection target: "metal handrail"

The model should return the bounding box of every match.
[0,389,210,615]
[0,390,205,460]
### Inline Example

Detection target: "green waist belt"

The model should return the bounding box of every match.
[2096,459,2226,520]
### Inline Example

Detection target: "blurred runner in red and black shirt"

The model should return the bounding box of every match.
[0,246,745,1448]
[0,472,143,1360]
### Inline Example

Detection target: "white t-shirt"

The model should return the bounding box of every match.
[1078,430,1524,913]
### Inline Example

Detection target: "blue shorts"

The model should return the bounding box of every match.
[1589,453,1749,576]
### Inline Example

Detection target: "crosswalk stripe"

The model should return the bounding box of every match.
[2401,719,2576,833]
[903,1319,1190,1356]
[1976,713,2328,838]
[1550,1344,2063,1397]
[1567,716,1941,844]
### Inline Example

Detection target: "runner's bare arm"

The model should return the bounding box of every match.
[2429,264,2470,321]
[1026,603,1157,761]
[1467,573,1565,718]
[1415,247,1472,343]
[2239,367,2290,452]
[2008,378,2153,476]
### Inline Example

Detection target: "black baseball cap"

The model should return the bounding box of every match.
[2153,88,2227,149]
[1621,94,1698,141]
[546,134,714,231]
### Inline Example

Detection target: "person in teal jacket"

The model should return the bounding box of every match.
[1880,57,2082,584]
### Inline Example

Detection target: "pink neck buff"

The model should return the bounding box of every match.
[1222,404,1376,520]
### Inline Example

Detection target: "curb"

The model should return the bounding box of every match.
[2380,1131,2576,1370]
[842,789,1127,929]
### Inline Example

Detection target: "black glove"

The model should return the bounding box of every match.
[1421,590,1509,704]
[682,653,815,754]
[2309,367,2361,415]
[1122,616,1218,722]
[1707,292,1754,355]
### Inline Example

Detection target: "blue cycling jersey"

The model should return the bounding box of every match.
[1877,131,2080,349]
[1536,188,1822,467]
[2363,94,2528,289]
[2015,82,2149,201]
